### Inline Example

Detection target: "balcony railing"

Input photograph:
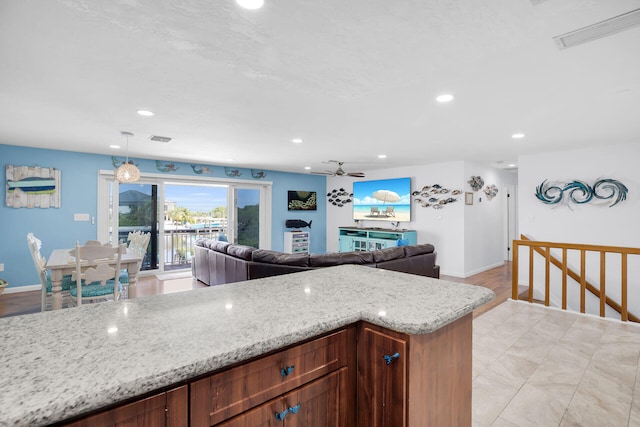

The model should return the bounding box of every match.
[118,227,225,271]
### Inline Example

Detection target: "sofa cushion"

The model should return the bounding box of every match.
[371,246,405,262]
[252,249,310,267]
[226,244,256,260]
[404,244,435,257]
[206,240,231,253]
[309,251,373,267]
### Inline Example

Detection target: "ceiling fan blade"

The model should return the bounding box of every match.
[347,172,366,178]
[310,171,334,176]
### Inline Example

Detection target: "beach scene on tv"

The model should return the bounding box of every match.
[352,177,411,222]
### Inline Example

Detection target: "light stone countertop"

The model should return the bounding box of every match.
[0,265,494,426]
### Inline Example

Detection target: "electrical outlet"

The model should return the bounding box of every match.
[0,263,4,272]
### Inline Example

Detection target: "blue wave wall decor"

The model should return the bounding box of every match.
[535,179,628,207]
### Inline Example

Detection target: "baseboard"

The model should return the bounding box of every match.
[442,261,506,279]
[3,284,41,294]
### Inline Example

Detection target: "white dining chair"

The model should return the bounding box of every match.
[69,241,126,307]
[27,232,73,311]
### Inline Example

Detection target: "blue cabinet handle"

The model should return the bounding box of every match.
[289,403,301,414]
[383,352,400,365]
[281,365,295,377]
[275,409,288,421]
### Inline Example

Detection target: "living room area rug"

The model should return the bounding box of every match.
[155,271,193,281]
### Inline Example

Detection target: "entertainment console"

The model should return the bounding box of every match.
[338,227,417,252]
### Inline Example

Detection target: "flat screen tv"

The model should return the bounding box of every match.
[352,177,411,222]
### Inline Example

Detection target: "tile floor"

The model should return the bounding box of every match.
[473,300,640,427]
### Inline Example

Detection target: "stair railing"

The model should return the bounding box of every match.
[512,235,640,322]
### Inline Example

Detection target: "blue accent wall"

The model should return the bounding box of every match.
[0,144,326,290]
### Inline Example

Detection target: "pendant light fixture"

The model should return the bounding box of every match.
[115,131,141,183]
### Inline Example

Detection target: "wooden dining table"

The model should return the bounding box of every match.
[45,248,143,310]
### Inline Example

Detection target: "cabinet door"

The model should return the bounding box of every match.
[214,397,284,427]
[357,325,407,427]
[284,369,342,427]
[338,237,352,253]
[63,386,187,427]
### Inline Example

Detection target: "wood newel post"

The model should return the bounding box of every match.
[544,245,550,306]
[528,245,534,302]
[600,251,606,318]
[512,241,519,300]
[622,252,628,322]
[580,250,586,313]
[562,248,568,310]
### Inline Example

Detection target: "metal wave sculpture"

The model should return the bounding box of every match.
[535,179,628,207]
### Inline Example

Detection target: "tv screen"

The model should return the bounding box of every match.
[353,177,411,222]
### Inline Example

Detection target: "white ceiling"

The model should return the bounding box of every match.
[1,0,639,174]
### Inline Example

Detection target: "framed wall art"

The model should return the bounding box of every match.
[465,192,473,205]
[6,165,61,209]
[288,191,317,211]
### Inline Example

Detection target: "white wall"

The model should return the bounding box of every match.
[518,142,640,317]
[326,161,516,277]
[464,162,518,276]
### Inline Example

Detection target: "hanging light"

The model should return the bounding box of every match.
[115,131,140,183]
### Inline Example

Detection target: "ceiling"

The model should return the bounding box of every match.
[1,0,639,174]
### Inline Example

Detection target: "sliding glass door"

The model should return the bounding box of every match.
[117,183,158,270]
[98,171,271,274]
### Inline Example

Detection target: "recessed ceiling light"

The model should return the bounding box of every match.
[292,138,303,143]
[512,133,525,139]
[110,145,120,149]
[304,166,311,170]
[508,164,516,168]
[137,110,154,116]
[436,94,454,103]
[235,0,264,9]
[225,158,234,162]
[378,154,387,159]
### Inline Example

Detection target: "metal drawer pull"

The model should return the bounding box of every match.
[275,409,288,421]
[383,352,400,365]
[280,365,295,376]
[289,403,301,414]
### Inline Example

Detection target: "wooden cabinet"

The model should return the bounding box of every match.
[191,327,356,427]
[63,385,188,427]
[58,316,473,427]
[357,315,473,427]
[357,326,407,427]
[338,228,417,252]
[284,231,310,254]
[217,368,347,427]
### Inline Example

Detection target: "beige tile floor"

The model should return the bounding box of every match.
[473,300,640,427]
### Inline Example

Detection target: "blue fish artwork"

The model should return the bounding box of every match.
[7,177,56,194]
[225,167,242,177]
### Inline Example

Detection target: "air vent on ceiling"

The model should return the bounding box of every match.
[149,135,173,143]
[553,8,640,50]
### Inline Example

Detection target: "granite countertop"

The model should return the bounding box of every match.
[0,265,494,426]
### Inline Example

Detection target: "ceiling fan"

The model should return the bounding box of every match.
[311,160,366,178]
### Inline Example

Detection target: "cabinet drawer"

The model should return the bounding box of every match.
[191,329,350,426]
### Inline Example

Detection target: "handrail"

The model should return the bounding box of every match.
[512,235,640,322]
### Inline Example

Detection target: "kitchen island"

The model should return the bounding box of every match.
[0,264,494,426]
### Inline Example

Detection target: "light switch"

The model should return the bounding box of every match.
[0,263,4,272]
[74,213,90,221]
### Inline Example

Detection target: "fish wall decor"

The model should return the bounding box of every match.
[411,184,461,209]
[251,170,267,179]
[327,188,353,207]
[156,161,179,172]
[535,178,628,207]
[225,167,242,177]
[191,164,213,174]
[5,165,61,208]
